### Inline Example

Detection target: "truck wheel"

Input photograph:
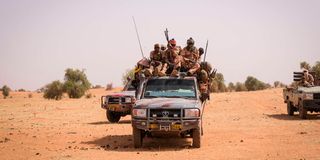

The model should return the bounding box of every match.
[133,127,143,148]
[106,110,121,123]
[287,102,294,116]
[192,128,201,148]
[298,101,307,119]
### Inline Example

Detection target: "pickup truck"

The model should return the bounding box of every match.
[101,80,136,123]
[131,76,205,148]
[283,71,320,119]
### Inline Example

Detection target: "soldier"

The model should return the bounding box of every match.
[160,44,167,52]
[145,44,168,77]
[303,69,314,86]
[180,37,201,75]
[164,39,182,77]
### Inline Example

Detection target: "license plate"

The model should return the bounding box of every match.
[108,104,120,111]
[160,124,171,131]
[171,124,182,130]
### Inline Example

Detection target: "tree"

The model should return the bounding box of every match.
[300,61,311,70]
[228,82,235,92]
[210,73,227,93]
[311,61,320,79]
[63,68,91,98]
[245,76,268,91]
[235,82,247,92]
[122,68,135,86]
[43,81,64,100]
[2,85,10,99]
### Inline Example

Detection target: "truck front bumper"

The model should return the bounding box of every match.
[303,99,320,109]
[132,118,200,132]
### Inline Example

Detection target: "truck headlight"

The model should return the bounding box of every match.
[304,93,313,100]
[184,109,200,118]
[132,109,147,118]
[124,97,131,103]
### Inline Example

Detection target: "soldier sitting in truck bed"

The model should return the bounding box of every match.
[302,69,314,86]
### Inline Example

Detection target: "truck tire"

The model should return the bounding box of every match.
[298,101,307,119]
[133,127,143,148]
[287,102,294,116]
[192,128,201,148]
[106,110,121,123]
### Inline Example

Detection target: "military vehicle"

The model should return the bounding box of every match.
[283,71,320,119]
[131,76,206,148]
[101,80,136,123]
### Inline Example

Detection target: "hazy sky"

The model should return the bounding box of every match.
[0,0,319,90]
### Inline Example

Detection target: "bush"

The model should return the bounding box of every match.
[28,93,33,98]
[63,68,91,98]
[43,80,64,100]
[209,73,227,93]
[244,76,269,91]
[92,85,102,89]
[85,93,92,99]
[122,69,135,86]
[106,83,113,90]
[228,82,235,92]
[235,82,247,92]
[18,89,26,92]
[2,85,10,99]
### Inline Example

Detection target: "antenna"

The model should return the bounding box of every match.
[132,16,145,58]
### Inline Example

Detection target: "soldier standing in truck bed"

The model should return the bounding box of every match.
[180,37,201,76]
[164,39,182,77]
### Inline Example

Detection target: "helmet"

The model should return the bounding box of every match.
[199,47,204,55]
[187,37,194,45]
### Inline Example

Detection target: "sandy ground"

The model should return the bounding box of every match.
[0,88,319,160]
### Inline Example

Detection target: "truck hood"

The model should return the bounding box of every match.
[298,86,320,93]
[135,98,201,109]
[107,91,135,97]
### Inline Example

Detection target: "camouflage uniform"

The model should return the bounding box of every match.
[303,69,314,86]
[164,39,182,77]
[180,38,200,75]
[146,44,168,77]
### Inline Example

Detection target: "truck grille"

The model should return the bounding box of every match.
[149,109,181,118]
[314,93,320,99]
[108,97,130,104]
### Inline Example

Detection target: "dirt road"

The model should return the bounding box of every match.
[0,88,319,160]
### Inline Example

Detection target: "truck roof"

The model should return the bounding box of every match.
[148,76,197,80]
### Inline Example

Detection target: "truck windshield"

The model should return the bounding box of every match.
[143,79,196,99]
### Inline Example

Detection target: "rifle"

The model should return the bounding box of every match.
[132,16,145,58]
[164,28,169,43]
[203,40,208,62]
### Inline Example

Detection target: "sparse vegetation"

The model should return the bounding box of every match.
[235,82,247,92]
[228,82,235,92]
[210,73,227,93]
[85,93,92,99]
[18,88,26,92]
[92,85,103,89]
[28,93,33,98]
[245,76,270,91]
[122,69,135,86]
[106,83,113,90]
[63,68,91,98]
[43,80,64,100]
[2,85,10,99]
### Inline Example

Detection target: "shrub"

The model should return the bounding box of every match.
[106,83,113,90]
[43,80,64,100]
[122,69,135,86]
[235,82,247,92]
[92,85,102,89]
[28,93,33,98]
[245,76,268,91]
[2,85,10,99]
[228,82,235,92]
[85,93,92,99]
[18,89,26,92]
[209,73,227,93]
[63,68,91,98]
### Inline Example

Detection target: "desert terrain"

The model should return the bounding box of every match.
[0,88,319,160]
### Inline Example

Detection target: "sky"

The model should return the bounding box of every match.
[0,0,319,90]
